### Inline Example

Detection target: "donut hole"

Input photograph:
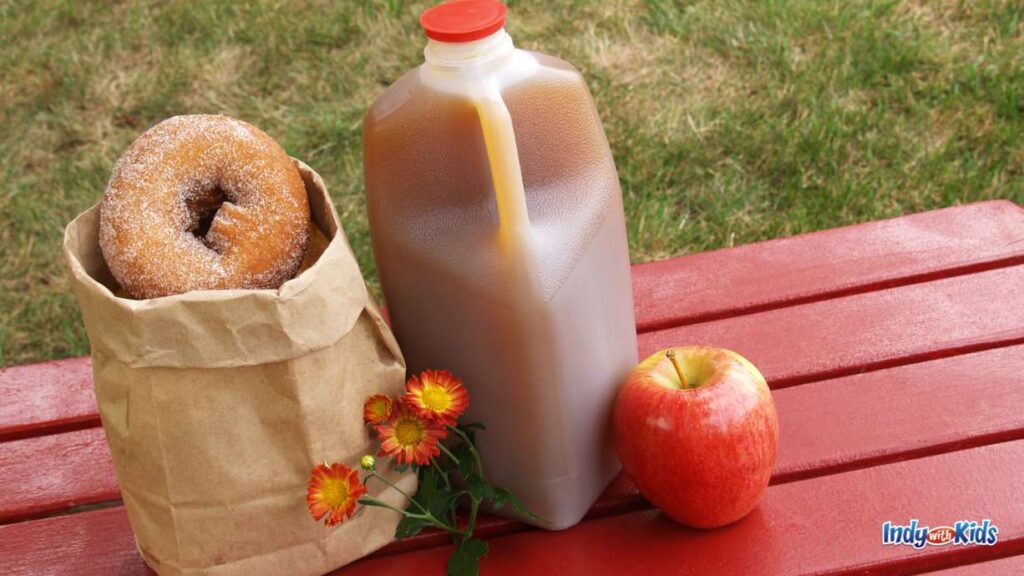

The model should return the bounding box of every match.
[192,197,221,238]
[185,186,230,251]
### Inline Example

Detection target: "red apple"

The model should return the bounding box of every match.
[613,346,778,528]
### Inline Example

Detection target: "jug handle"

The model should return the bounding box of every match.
[474,87,531,248]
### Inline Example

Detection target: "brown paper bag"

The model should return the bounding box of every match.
[63,160,415,576]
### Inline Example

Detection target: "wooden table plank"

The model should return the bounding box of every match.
[345,440,1024,575]
[0,506,143,576]
[922,553,1024,575]
[0,357,97,442]
[633,200,1024,331]
[3,201,1022,442]
[5,344,1024,566]
[641,264,1024,388]
[0,428,118,524]
[769,344,1024,483]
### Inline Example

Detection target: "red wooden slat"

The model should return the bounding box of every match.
[770,344,1024,483]
[4,202,1022,443]
[922,553,1024,575]
[633,200,1024,331]
[0,506,145,576]
[345,440,1024,575]
[5,344,1024,565]
[0,427,118,524]
[0,357,97,442]
[640,264,1024,388]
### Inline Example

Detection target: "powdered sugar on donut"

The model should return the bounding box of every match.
[99,114,310,299]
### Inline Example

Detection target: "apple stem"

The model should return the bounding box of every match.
[665,349,689,389]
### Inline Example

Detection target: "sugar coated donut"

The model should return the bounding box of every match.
[99,115,310,299]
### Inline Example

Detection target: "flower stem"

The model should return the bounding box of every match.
[428,456,461,527]
[448,425,485,477]
[438,442,461,465]
[432,457,453,490]
[365,472,430,516]
[446,425,487,543]
[464,496,481,539]
[358,496,418,518]
[425,513,468,536]
[359,495,466,537]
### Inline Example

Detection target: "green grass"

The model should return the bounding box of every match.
[0,0,1021,367]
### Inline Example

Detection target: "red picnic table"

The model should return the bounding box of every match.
[3,200,1024,575]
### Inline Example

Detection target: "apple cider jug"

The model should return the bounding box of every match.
[363,0,638,530]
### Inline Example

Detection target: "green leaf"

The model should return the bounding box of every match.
[395,515,429,540]
[446,538,489,576]
[412,460,471,522]
[492,487,546,523]
[437,488,463,519]
[415,465,439,507]
[466,473,495,502]
[413,464,455,519]
[429,488,457,520]
[451,443,477,478]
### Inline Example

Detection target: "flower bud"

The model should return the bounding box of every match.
[360,455,376,471]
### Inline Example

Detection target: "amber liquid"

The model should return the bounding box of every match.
[364,50,638,529]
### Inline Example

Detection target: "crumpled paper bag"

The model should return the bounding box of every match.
[63,159,414,576]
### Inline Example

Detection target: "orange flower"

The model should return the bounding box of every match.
[403,369,469,426]
[376,403,447,466]
[363,394,394,425]
[307,462,367,526]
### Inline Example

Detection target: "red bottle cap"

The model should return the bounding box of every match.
[420,0,508,43]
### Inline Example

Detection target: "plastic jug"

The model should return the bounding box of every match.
[363,0,638,530]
